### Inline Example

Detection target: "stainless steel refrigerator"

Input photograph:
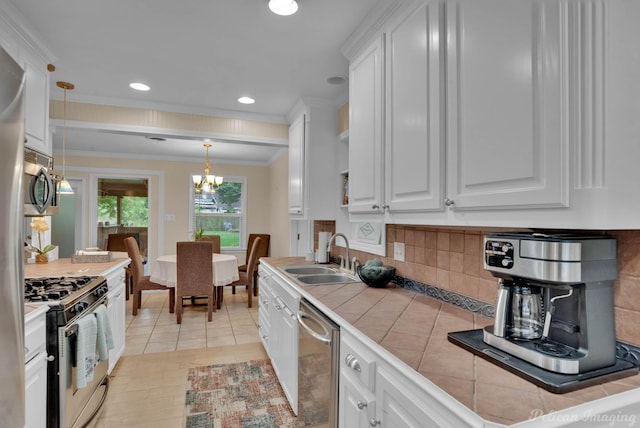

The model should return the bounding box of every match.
[0,45,26,427]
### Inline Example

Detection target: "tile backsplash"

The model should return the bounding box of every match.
[327,224,640,347]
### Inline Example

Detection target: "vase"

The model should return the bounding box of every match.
[35,253,49,264]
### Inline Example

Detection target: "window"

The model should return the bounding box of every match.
[190,176,246,249]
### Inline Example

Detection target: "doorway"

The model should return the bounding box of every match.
[97,178,149,257]
[51,178,84,258]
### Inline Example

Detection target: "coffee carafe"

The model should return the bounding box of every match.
[510,282,543,340]
[493,279,544,340]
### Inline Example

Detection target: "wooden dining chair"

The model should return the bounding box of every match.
[217,237,262,309]
[107,232,140,252]
[233,233,270,296]
[107,233,140,300]
[124,237,175,316]
[176,241,214,324]
[197,235,221,253]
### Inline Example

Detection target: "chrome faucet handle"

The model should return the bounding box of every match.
[351,257,359,275]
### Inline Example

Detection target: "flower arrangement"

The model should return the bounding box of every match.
[192,228,205,240]
[30,217,56,261]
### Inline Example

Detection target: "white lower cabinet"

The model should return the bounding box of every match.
[339,330,480,428]
[106,281,125,373]
[24,305,48,428]
[376,367,443,427]
[339,332,377,427]
[104,262,128,374]
[25,352,47,428]
[340,372,376,427]
[258,265,300,413]
[257,273,272,354]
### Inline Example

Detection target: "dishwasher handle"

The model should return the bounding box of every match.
[297,310,332,346]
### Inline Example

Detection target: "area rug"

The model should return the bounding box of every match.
[184,359,301,428]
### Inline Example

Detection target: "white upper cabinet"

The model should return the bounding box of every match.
[287,99,341,221]
[288,113,305,215]
[348,36,385,215]
[445,0,568,210]
[385,2,444,214]
[345,0,640,228]
[0,5,52,155]
[22,50,51,154]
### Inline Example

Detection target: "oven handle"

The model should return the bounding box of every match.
[63,299,108,368]
[297,310,332,345]
[65,323,78,337]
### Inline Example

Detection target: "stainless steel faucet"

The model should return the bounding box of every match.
[327,233,349,272]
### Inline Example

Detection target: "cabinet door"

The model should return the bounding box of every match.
[280,304,299,413]
[23,54,50,154]
[386,2,444,213]
[107,282,126,373]
[446,0,568,210]
[25,352,47,428]
[257,270,272,354]
[376,367,440,428]
[288,113,306,215]
[349,36,385,215]
[339,372,376,428]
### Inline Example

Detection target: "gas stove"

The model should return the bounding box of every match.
[26,275,111,428]
[25,275,108,322]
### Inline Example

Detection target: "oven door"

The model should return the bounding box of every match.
[59,307,109,428]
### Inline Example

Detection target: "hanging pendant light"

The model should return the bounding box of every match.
[193,143,223,194]
[56,81,74,195]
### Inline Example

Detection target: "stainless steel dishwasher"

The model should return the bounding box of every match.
[297,298,340,428]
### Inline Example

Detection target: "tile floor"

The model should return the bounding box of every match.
[95,288,268,427]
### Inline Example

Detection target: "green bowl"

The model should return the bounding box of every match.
[357,265,396,288]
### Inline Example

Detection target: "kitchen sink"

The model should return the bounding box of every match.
[296,273,359,285]
[283,266,338,275]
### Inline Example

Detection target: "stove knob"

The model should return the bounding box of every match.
[73,302,88,314]
[501,258,513,268]
[502,243,512,253]
[93,286,107,297]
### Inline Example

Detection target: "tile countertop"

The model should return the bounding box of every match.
[263,257,640,426]
[24,255,130,278]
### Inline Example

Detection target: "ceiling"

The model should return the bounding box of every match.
[8,0,380,165]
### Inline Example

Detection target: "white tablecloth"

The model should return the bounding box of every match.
[150,253,239,287]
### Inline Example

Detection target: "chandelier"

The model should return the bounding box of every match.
[193,143,223,193]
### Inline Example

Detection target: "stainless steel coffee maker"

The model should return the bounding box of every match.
[483,232,618,374]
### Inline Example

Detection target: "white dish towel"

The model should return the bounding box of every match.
[75,315,98,389]
[94,305,114,361]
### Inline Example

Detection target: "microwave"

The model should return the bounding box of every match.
[23,148,60,216]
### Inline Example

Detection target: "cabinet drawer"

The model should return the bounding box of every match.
[24,309,47,364]
[258,284,271,312]
[341,333,376,391]
[271,276,299,313]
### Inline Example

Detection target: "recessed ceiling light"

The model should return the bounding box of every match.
[268,0,298,16]
[327,75,347,85]
[238,96,255,105]
[130,82,150,91]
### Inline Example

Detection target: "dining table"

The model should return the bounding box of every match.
[150,253,240,288]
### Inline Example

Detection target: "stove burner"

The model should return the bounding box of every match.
[535,341,574,357]
[24,275,101,303]
[47,288,71,300]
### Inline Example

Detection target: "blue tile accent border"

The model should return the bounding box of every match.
[393,276,495,319]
